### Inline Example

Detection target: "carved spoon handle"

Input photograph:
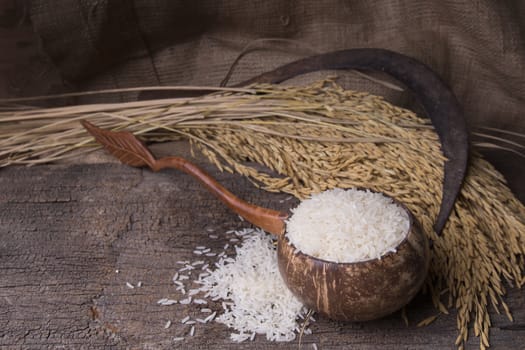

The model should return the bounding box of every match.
[81,120,287,236]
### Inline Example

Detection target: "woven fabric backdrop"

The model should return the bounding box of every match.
[29,0,525,196]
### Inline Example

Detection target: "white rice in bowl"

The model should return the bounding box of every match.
[285,188,410,263]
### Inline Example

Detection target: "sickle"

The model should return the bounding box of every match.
[139,48,469,235]
[235,48,469,235]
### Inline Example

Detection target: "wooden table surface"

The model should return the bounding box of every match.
[1,143,524,350]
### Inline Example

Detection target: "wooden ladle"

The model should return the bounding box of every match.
[82,120,430,322]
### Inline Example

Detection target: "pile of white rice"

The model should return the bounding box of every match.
[286,188,410,263]
[198,228,308,342]
[157,228,310,344]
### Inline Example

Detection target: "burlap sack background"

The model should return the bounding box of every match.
[28,0,525,197]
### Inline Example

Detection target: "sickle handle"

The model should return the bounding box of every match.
[153,157,288,236]
[237,48,469,235]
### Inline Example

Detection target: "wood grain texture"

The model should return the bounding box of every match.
[1,143,523,349]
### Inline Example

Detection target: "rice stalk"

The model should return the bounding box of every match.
[1,80,524,350]
[472,132,525,150]
[473,142,525,158]
[476,126,525,140]
[0,85,255,103]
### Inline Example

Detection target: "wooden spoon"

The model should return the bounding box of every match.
[80,120,287,235]
[82,120,430,322]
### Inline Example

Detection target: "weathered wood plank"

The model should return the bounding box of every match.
[0,144,524,349]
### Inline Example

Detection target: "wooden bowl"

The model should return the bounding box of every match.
[277,205,429,321]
